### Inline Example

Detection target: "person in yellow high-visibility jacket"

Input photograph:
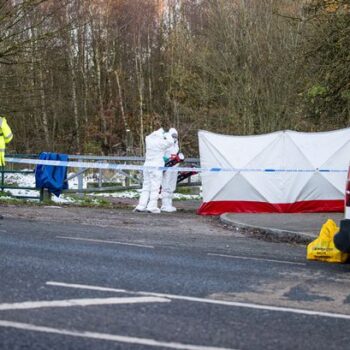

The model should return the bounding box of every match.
[0,116,13,166]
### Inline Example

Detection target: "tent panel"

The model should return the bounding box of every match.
[197,200,344,215]
[198,129,349,215]
[198,130,281,168]
[294,172,344,202]
[319,141,350,193]
[199,135,233,169]
[287,129,350,168]
[318,172,347,194]
[202,173,271,203]
[242,134,315,202]
[201,172,237,202]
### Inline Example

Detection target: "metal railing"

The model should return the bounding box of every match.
[1,154,40,199]
[1,154,201,201]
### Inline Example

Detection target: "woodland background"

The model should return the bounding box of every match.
[0,0,349,156]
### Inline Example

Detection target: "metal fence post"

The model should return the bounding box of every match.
[125,129,132,188]
[78,168,84,196]
[1,166,4,192]
[98,168,102,188]
[40,188,52,202]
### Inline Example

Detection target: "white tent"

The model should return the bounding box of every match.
[197,129,350,215]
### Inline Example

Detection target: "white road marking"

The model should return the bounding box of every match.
[56,236,154,249]
[208,253,306,266]
[0,296,169,311]
[0,230,7,233]
[47,281,350,320]
[0,320,236,350]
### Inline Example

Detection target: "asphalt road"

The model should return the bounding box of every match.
[1,210,350,349]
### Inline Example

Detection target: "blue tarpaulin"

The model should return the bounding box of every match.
[35,152,69,197]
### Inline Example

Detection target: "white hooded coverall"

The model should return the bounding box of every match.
[135,128,174,213]
[161,128,179,212]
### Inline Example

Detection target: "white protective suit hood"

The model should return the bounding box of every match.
[164,128,179,159]
[169,128,178,137]
[144,128,174,166]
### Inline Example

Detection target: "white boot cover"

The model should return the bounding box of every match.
[161,195,176,212]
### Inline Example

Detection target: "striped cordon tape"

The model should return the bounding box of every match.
[5,157,348,174]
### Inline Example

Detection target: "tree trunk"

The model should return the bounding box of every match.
[66,6,80,152]
[114,69,129,132]
[38,61,50,148]
[135,45,145,154]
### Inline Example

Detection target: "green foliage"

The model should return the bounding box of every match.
[176,186,200,196]
[87,182,123,189]
[83,142,103,155]
[341,90,350,101]
[299,0,350,128]
[307,85,328,98]
[61,194,112,208]
[0,190,12,198]
[176,187,193,195]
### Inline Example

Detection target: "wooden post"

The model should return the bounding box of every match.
[40,188,52,202]
[1,166,4,192]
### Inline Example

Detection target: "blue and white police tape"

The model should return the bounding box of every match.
[5,157,348,173]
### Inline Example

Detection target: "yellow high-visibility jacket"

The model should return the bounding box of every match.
[0,117,13,166]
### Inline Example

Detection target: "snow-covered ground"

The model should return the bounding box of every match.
[1,168,202,204]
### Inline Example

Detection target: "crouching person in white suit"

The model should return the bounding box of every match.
[135,128,174,214]
[161,128,180,213]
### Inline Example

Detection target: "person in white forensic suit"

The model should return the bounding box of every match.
[134,128,174,213]
[161,128,179,212]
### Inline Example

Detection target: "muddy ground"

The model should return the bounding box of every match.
[0,198,244,239]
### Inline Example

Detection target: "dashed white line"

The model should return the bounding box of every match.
[0,320,236,350]
[0,296,169,311]
[47,281,350,320]
[56,236,154,249]
[208,253,306,266]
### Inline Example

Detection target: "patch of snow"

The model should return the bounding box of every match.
[52,195,78,204]
[88,190,139,199]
